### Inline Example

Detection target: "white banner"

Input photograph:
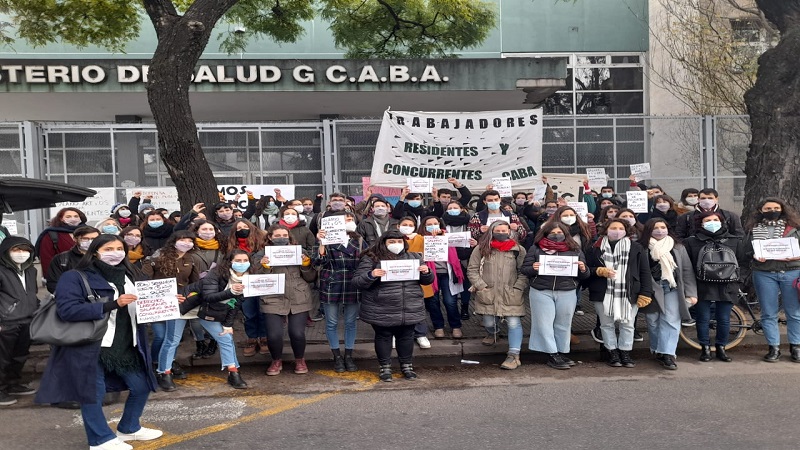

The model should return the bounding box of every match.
[370,109,543,191]
[124,184,296,213]
[51,187,118,225]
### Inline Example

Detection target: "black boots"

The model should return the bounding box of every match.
[764,345,781,362]
[791,344,800,362]
[332,349,346,373]
[227,371,248,389]
[193,341,208,359]
[171,361,188,380]
[715,345,732,362]
[606,348,622,367]
[344,349,358,372]
[699,345,712,362]
[618,350,636,368]
[157,372,176,392]
[400,363,418,380]
[378,364,392,382]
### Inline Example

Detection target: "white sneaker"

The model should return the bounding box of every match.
[116,426,163,442]
[416,336,431,349]
[89,438,133,450]
[392,337,396,349]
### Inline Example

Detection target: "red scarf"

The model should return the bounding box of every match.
[118,217,131,226]
[279,218,299,229]
[538,238,571,253]
[237,237,252,253]
[490,240,516,252]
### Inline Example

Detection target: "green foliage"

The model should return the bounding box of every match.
[217,0,315,54]
[0,0,140,52]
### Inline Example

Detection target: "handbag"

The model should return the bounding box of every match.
[29,270,110,346]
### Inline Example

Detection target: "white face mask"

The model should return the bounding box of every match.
[118,209,132,218]
[561,216,577,226]
[10,251,30,264]
[398,225,415,235]
[344,221,358,232]
[283,215,298,224]
[292,205,305,214]
[386,243,404,254]
[685,197,699,206]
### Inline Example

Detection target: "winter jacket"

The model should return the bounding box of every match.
[352,252,434,327]
[0,237,38,325]
[34,225,82,278]
[520,246,590,291]
[142,251,202,288]
[313,237,369,304]
[287,223,316,255]
[252,249,317,315]
[45,247,85,294]
[357,216,399,247]
[199,270,243,328]
[466,243,528,317]
[468,210,528,243]
[684,229,749,303]
[675,207,744,238]
[585,239,655,305]
[745,226,800,273]
[642,244,697,320]
[424,185,473,217]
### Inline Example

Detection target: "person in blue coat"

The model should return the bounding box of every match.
[35,234,168,450]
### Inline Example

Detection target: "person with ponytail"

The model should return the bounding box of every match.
[521,222,590,370]
[639,218,697,370]
[745,197,800,362]
[467,221,528,370]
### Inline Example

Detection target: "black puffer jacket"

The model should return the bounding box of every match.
[352,251,434,327]
[0,236,39,325]
[199,269,243,328]
[585,239,654,305]
[521,246,590,291]
[45,247,85,294]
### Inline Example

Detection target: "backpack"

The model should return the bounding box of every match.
[696,239,739,283]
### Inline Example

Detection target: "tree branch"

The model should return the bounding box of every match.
[141,0,180,35]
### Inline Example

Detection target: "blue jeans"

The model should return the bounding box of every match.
[460,274,471,311]
[322,302,360,350]
[150,322,166,362]
[645,281,682,356]
[188,319,206,341]
[159,319,239,372]
[425,273,462,330]
[197,320,240,369]
[694,301,733,346]
[594,302,639,351]
[482,315,523,354]
[81,362,150,446]
[528,289,577,354]
[753,269,800,345]
[241,296,267,339]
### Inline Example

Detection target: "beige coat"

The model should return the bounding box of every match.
[467,244,528,317]
[253,249,317,315]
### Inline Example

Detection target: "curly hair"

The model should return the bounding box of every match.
[745,197,800,230]
[149,230,196,278]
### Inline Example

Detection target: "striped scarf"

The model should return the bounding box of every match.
[601,236,633,322]
[752,219,786,240]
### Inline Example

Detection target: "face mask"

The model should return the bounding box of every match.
[78,240,93,251]
[98,250,126,266]
[373,207,388,217]
[651,228,669,239]
[118,209,131,218]
[407,200,422,208]
[236,229,251,238]
[492,233,510,242]
[330,201,346,211]
[10,251,30,264]
[685,197,699,206]
[547,233,566,242]
[440,199,450,204]
[623,217,637,226]
[607,229,627,241]
[515,199,526,206]
[703,221,722,233]
[231,261,251,273]
[545,208,557,215]
[425,225,439,234]
[63,217,81,227]
[486,201,501,210]
[698,198,717,209]
[386,243,405,254]
[292,205,305,214]
[602,193,613,199]
[148,220,164,229]
[123,236,140,247]
[303,205,314,214]
[267,202,275,207]
[271,237,290,246]
[561,216,577,226]
[217,211,233,221]
[762,211,782,221]
[447,209,461,216]
[398,225,415,235]
[607,212,617,219]
[174,241,193,253]
[345,222,358,232]
[101,225,119,235]
[655,203,671,212]
[283,215,298,224]
[197,231,216,241]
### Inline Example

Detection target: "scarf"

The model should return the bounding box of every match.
[118,217,132,227]
[223,269,245,307]
[142,222,174,239]
[92,261,141,375]
[600,237,633,322]
[371,214,391,238]
[279,218,300,229]
[442,212,470,227]
[538,238,571,254]
[196,238,220,250]
[649,237,677,288]
[262,203,279,217]
[752,219,787,241]
[127,245,145,264]
[490,240,516,252]
[236,237,252,253]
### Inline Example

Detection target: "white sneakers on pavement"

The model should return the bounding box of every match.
[416,336,431,349]
[89,438,132,450]
[116,426,163,442]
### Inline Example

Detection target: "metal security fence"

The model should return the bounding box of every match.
[0,122,40,238]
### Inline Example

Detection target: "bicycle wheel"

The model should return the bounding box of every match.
[679,305,747,350]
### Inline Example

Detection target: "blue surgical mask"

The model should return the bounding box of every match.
[425,225,439,233]
[231,261,251,273]
[148,220,164,229]
[101,225,119,234]
[703,221,722,233]
[447,209,461,216]
[602,193,613,199]
[407,200,422,208]
[487,201,501,210]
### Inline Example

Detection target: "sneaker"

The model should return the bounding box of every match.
[633,330,644,342]
[559,353,576,366]
[606,349,622,367]
[416,336,431,349]
[90,438,133,450]
[681,319,696,327]
[266,359,283,376]
[306,317,314,327]
[116,427,163,442]
[433,328,445,339]
[6,384,36,395]
[660,354,678,370]
[379,365,393,382]
[310,313,324,322]
[400,363,418,380]
[482,334,496,346]
[500,353,521,370]
[294,358,309,374]
[451,328,463,339]
[590,327,603,344]
[546,353,570,370]
[619,350,636,368]
[575,306,585,316]
[0,391,18,406]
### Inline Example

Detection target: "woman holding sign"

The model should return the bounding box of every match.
[253,225,317,376]
[36,234,165,449]
[467,221,528,370]
[744,198,800,362]
[419,215,465,339]
[352,230,434,381]
[521,222,590,370]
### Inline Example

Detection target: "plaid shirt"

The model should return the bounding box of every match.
[312,237,369,304]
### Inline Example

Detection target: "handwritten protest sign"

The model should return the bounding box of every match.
[264,245,304,267]
[424,235,449,262]
[380,259,420,281]
[630,163,651,183]
[626,191,649,213]
[1,219,18,235]
[567,202,589,222]
[319,216,348,245]
[134,278,180,324]
[243,274,286,296]
[531,184,548,201]
[586,168,608,191]
[492,177,513,198]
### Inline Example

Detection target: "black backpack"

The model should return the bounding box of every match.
[696,239,739,283]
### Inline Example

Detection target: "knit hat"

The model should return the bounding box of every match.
[111,203,127,215]
[369,193,387,203]
[138,202,155,213]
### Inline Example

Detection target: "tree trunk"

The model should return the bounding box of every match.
[743,1,800,215]
[145,1,236,212]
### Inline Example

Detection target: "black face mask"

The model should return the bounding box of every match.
[547,233,566,242]
[492,233,510,242]
[271,237,290,246]
[763,211,782,221]
[235,229,251,238]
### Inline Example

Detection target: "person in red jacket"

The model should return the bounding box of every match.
[34,207,87,278]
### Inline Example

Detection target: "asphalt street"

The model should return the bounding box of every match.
[2,347,799,450]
